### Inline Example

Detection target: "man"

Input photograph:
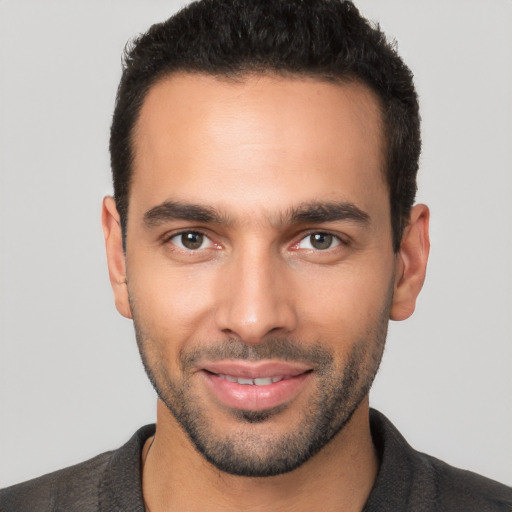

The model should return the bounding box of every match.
[1,0,511,510]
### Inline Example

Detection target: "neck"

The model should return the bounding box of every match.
[142,398,378,512]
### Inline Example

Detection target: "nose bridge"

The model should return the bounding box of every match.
[214,239,296,343]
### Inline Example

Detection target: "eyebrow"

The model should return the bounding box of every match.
[142,200,370,228]
[143,201,232,227]
[286,201,370,226]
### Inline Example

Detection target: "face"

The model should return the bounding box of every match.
[104,73,424,477]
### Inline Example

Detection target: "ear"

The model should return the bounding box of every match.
[101,196,132,319]
[390,204,430,321]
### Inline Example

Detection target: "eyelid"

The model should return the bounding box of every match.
[163,229,218,250]
[291,230,349,250]
[161,228,349,252]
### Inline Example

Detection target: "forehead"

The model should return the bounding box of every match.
[131,73,387,220]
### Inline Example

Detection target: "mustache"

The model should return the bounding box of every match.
[180,337,334,369]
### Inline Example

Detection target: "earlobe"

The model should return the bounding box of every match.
[101,196,132,319]
[390,204,430,321]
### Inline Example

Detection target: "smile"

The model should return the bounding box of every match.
[200,362,312,411]
[216,374,286,386]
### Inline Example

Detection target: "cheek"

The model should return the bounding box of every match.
[293,263,393,339]
[127,255,217,342]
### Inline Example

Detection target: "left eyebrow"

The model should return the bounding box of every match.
[143,201,233,228]
[283,201,371,226]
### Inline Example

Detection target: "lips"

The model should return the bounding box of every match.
[216,374,285,385]
[199,361,312,411]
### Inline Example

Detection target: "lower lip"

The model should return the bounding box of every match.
[201,371,311,411]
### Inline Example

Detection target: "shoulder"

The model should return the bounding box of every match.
[368,409,512,511]
[0,451,113,512]
[0,424,154,512]
[417,451,512,511]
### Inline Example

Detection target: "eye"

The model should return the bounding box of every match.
[168,231,213,250]
[297,232,341,251]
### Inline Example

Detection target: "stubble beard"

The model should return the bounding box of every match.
[130,290,391,477]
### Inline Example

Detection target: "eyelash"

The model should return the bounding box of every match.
[163,229,348,252]
[163,230,216,251]
[292,231,348,251]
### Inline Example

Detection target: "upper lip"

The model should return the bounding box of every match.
[200,360,312,379]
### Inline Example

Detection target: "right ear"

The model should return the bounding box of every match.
[101,196,132,319]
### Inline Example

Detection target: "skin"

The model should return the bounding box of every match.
[102,73,429,511]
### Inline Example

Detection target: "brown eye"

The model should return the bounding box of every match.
[181,232,203,249]
[309,233,334,250]
[169,231,210,250]
[296,232,341,251]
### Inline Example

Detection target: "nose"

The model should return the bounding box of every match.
[214,245,298,344]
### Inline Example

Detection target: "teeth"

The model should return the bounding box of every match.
[218,374,285,386]
[254,377,273,386]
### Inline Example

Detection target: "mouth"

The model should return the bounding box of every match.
[199,361,313,411]
[214,374,288,386]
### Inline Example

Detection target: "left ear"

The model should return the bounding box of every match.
[102,196,133,319]
[390,204,430,321]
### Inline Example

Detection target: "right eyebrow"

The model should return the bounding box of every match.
[286,201,370,226]
[143,201,232,228]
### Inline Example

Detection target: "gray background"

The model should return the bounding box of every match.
[1,0,511,488]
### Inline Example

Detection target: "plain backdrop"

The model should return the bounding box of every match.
[1,0,511,488]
